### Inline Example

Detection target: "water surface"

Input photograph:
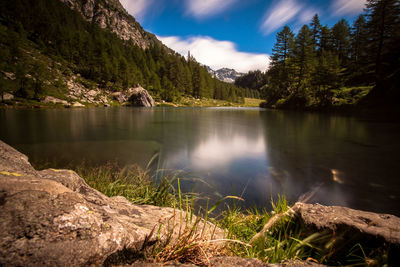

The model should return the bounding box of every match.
[1,107,399,215]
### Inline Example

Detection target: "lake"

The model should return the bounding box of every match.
[1,107,399,215]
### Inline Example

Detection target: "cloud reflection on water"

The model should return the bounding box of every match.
[191,135,265,169]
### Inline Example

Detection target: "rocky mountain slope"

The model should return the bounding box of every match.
[207,67,244,83]
[59,0,158,48]
[0,0,247,107]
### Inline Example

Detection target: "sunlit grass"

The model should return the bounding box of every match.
[75,163,383,266]
[155,96,263,108]
[244,98,264,107]
[75,159,180,207]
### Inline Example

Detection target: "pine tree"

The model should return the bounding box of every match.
[332,19,351,64]
[310,14,322,51]
[320,26,333,52]
[268,26,296,98]
[294,25,315,95]
[348,15,370,85]
[365,0,400,82]
[272,26,295,65]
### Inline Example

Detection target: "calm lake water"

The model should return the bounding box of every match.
[1,107,399,215]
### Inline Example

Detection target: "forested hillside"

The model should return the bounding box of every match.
[234,70,266,99]
[257,0,399,109]
[0,0,244,105]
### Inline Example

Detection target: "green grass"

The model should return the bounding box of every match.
[216,196,329,263]
[331,86,373,106]
[75,161,180,207]
[156,96,263,108]
[75,163,385,266]
[244,98,264,107]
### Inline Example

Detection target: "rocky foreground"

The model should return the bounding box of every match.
[0,140,399,266]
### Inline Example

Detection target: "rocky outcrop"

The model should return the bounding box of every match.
[1,93,14,101]
[71,101,85,107]
[291,202,400,245]
[0,141,222,266]
[66,76,111,106]
[112,91,128,103]
[59,0,158,49]
[128,86,155,107]
[42,96,69,106]
[252,202,400,264]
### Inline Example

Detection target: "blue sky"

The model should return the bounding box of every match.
[120,0,367,72]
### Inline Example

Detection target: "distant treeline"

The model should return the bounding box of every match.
[238,0,399,108]
[0,0,245,103]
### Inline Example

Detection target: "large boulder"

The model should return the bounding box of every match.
[2,93,14,101]
[290,202,400,263]
[291,202,400,245]
[0,141,222,266]
[128,86,155,107]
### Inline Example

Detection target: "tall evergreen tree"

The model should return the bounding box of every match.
[310,14,322,51]
[332,19,351,64]
[293,25,315,94]
[365,0,400,82]
[271,26,295,65]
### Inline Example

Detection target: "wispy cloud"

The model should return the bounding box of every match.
[261,0,303,35]
[298,8,318,24]
[158,35,270,73]
[120,0,154,20]
[331,0,367,16]
[185,0,238,19]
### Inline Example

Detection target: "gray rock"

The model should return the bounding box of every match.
[42,96,69,105]
[87,89,98,97]
[71,101,85,108]
[2,93,14,101]
[292,202,400,245]
[59,0,158,49]
[0,140,223,266]
[128,86,155,107]
[112,91,128,103]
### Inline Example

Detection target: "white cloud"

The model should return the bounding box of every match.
[158,35,270,73]
[120,0,154,19]
[261,0,303,35]
[185,0,238,18]
[298,8,318,24]
[331,0,367,16]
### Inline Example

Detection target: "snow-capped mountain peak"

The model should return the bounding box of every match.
[206,67,244,83]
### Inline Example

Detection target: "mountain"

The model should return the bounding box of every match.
[206,67,244,83]
[59,0,158,48]
[0,0,246,106]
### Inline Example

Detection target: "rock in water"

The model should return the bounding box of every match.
[0,140,222,266]
[128,86,155,107]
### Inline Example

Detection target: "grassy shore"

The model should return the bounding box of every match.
[157,97,263,108]
[73,163,386,266]
[1,96,264,109]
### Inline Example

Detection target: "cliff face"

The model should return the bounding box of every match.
[59,0,158,48]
